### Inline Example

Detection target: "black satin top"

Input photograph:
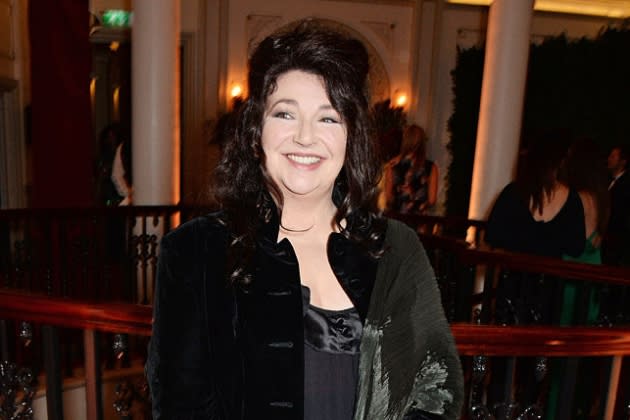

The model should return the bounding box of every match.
[302,285,362,420]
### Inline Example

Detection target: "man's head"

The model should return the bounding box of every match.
[608,145,629,177]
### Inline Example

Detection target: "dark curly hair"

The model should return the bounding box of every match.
[212,19,385,284]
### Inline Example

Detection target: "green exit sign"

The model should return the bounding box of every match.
[103,10,132,28]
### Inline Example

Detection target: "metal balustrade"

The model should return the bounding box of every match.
[0,206,209,304]
[0,208,629,419]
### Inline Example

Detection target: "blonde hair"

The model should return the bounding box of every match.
[399,124,427,160]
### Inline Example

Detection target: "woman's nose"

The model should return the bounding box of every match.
[293,121,315,146]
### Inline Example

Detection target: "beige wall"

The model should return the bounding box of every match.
[224,0,415,107]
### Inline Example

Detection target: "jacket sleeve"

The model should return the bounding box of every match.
[145,232,223,419]
[402,231,464,419]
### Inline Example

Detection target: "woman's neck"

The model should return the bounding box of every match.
[279,196,338,236]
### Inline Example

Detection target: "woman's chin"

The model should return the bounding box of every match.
[281,184,331,201]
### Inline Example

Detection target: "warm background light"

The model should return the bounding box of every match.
[230,83,243,98]
[394,91,408,108]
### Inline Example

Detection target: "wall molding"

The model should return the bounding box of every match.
[0,0,15,60]
[0,77,27,208]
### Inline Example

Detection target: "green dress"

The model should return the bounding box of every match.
[561,231,601,325]
[547,232,602,420]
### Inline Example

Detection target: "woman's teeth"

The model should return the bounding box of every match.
[287,154,321,164]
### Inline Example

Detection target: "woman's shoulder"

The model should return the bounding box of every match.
[161,211,229,257]
[382,218,424,257]
[490,182,521,210]
[501,181,519,195]
[385,217,418,239]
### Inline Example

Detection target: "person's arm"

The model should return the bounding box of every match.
[145,233,221,419]
[111,143,132,205]
[382,159,397,211]
[427,162,439,208]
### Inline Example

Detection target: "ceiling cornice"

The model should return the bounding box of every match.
[446,0,630,18]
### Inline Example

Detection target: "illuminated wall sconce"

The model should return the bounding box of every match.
[229,82,245,110]
[393,90,408,108]
[230,83,243,99]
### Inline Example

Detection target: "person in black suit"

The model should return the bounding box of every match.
[602,144,630,266]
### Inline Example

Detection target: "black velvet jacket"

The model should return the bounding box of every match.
[146,213,463,420]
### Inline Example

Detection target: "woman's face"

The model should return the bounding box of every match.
[261,70,347,202]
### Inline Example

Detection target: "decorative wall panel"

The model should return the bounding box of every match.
[0,0,14,60]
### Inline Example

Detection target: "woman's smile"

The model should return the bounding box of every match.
[286,153,323,166]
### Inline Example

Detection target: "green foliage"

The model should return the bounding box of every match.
[372,99,407,163]
[445,23,630,217]
[445,46,484,217]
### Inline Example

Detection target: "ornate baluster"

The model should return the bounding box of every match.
[113,380,133,419]
[513,357,546,419]
[18,322,32,347]
[112,333,128,360]
[70,233,92,299]
[132,232,158,305]
[13,240,28,290]
[0,352,36,419]
[112,334,151,419]
[469,355,494,419]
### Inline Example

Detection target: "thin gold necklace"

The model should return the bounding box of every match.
[279,223,314,233]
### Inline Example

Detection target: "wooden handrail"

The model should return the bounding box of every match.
[0,205,217,219]
[0,289,152,336]
[385,211,487,231]
[2,289,630,357]
[452,323,630,356]
[419,233,630,286]
[385,212,630,286]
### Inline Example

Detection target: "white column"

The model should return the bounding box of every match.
[467,0,534,222]
[132,0,180,206]
[410,0,443,132]
[131,0,180,303]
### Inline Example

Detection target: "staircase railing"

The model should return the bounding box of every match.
[1,289,629,419]
[1,208,629,419]
[387,212,630,419]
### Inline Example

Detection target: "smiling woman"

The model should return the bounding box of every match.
[262,71,347,217]
[146,19,464,420]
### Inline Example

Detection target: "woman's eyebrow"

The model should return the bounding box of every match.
[268,98,297,108]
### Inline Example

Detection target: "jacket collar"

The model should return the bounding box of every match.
[255,209,378,323]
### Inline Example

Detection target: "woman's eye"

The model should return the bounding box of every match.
[321,116,340,124]
[273,111,293,119]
